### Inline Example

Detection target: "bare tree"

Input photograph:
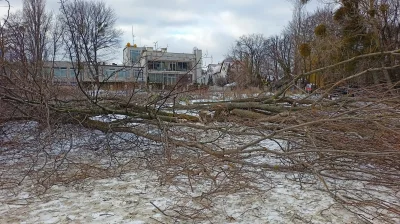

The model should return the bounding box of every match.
[22,0,52,63]
[59,0,123,101]
[229,34,268,87]
[286,0,309,78]
[1,0,56,128]
[5,0,53,77]
[265,32,294,84]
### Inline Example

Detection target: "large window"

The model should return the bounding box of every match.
[117,70,129,80]
[54,67,68,78]
[169,62,176,71]
[166,74,177,85]
[148,73,178,85]
[130,50,140,63]
[161,62,167,70]
[154,61,161,70]
[177,62,188,71]
[149,73,162,83]
[148,61,162,71]
[134,70,144,81]
[105,69,116,79]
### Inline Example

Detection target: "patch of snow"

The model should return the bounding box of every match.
[90,114,128,123]
[224,82,237,87]
[161,109,200,117]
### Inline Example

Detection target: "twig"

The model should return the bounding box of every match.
[150,201,170,217]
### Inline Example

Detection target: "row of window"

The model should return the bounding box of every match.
[53,67,68,77]
[148,73,179,85]
[147,61,189,71]
[104,69,130,80]
[46,67,143,81]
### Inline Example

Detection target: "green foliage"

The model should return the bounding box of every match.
[314,24,327,37]
[341,0,359,10]
[334,7,347,21]
[332,0,380,59]
[299,43,311,57]
[368,9,376,17]
[379,3,389,14]
[362,32,379,53]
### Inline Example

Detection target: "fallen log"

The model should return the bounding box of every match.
[231,109,267,120]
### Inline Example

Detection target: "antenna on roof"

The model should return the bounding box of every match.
[153,41,158,49]
[131,26,135,45]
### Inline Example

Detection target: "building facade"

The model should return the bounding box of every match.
[197,58,233,86]
[44,61,144,88]
[45,43,202,89]
[123,44,202,86]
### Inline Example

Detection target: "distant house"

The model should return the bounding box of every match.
[124,44,202,87]
[204,58,234,86]
[37,43,203,89]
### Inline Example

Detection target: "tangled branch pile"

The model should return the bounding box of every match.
[1,71,399,222]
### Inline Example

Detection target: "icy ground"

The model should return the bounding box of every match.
[1,97,398,223]
[1,168,363,224]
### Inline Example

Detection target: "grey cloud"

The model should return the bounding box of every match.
[2,0,322,64]
[155,19,199,27]
[119,16,147,25]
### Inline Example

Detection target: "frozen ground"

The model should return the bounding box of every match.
[1,92,399,223]
[1,169,362,224]
[1,120,398,224]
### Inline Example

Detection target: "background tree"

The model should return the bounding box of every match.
[22,0,52,63]
[326,0,400,85]
[228,34,268,87]
[286,0,310,79]
[59,0,123,101]
[1,0,56,127]
[265,32,294,83]
[6,0,52,70]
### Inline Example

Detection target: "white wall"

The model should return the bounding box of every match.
[193,48,202,84]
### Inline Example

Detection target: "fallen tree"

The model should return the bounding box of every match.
[1,1,400,220]
[2,76,400,222]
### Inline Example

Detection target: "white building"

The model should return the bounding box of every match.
[44,61,143,88]
[123,44,202,86]
[123,44,146,66]
[45,43,202,89]
[201,58,233,85]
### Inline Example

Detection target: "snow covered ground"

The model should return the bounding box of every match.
[0,125,379,224]
[1,96,399,223]
[1,168,362,224]
[0,120,364,223]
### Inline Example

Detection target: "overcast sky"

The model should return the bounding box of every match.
[0,0,322,65]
